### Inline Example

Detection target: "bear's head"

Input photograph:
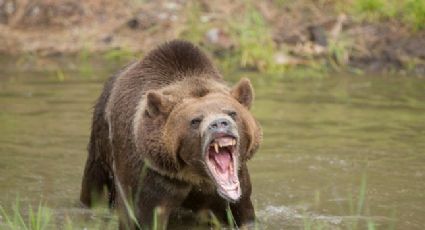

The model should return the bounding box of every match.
[136,77,261,202]
[132,41,262,202]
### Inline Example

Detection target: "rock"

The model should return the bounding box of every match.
[204,28,233,50]
[274,52,306,65]
[127,18,139,29]
[101,35,113,44]
[126,11,157,30]
[308,25,327,47]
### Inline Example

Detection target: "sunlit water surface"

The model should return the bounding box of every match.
[0,67,424,229]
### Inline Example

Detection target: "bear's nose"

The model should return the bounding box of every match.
[208,118,231,131]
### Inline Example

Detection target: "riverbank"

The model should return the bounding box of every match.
[0,0,424,75]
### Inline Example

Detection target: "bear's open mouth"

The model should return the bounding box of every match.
[205,135,241,201]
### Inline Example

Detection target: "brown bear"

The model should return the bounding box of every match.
[80,40,262,229]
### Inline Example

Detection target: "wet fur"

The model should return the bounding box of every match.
[80,40,262,229]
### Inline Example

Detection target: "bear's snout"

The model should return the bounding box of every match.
[200,114,237,137]
[208,117,231,132]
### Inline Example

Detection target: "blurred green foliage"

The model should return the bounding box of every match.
[352,0,425,30]
[227,2,284,73]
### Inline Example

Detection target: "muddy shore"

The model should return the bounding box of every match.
[0,0,424,75]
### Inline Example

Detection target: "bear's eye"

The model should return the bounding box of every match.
[190,118,202,129]
[227,111,237,120]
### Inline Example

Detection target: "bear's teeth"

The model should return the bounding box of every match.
[216,137,235,147]
[214,143,219,153]
[211,137,236,152]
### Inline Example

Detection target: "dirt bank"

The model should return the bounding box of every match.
[0,0,424,75]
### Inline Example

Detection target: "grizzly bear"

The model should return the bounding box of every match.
[80,40,262,229]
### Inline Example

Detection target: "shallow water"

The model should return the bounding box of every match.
[0,67,424,229]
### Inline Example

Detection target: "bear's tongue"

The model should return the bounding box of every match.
[206,138,241,201]
[213,149,231,173]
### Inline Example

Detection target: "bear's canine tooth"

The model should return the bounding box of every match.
[214,143,219,153]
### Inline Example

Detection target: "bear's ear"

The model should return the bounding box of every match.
[231,78,254,109]
[146,90,172,117]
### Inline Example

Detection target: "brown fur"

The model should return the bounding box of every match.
[80,40,262,229]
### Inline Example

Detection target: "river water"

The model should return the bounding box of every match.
[0,66,424,229]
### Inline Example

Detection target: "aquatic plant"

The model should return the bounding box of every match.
[300,172,386,230]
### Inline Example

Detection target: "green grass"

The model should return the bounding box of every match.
[0,174,396,230]
[0,201,52,230]
[353,0,396,20]
[0,198,250,229]
[4,0,423,76]
[226,1,285,74]
[102,48,139,62]
[350,172,369,230]
[225,204,236,229]
[179,0,287,74]
[351,0,425,30]
[179,1,209,43]
[328,37,353,69]
[403,0,425,30]
[301,172,385,230]
[76,45,139,79]
[78,46,94,78]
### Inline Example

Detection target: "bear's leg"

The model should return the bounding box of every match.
[127,169,191,229]
[229,164,256,228]
[80,136,112,207]
[138,174,191,229]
